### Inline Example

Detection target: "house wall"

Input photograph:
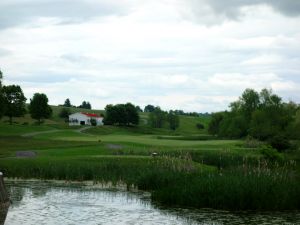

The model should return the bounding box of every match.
[96,117,104,126]
[69,113,103,126]
[69,113,89,126]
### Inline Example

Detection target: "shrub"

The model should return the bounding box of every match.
[196,123,205,129]
[268,135,291,152]
[260,145,283,161]
[90,118,97,126]
[59,107,71,120]
[244,136,262,148]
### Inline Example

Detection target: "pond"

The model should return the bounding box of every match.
[3,180,300,225]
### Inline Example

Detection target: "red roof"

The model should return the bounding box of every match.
[81,112,102,118]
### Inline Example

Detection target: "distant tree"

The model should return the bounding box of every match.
[167,111,180,130]
[78,101,92,109]
[63,98,71,107]
[2,85,27,124]
[208,112,224,135]
[29,93,52,124]
[239,88,260,121]
[104,103,139,126]
[135,105,143,112]
[125,103,139,125]
[208,88,297,145]
[59,107,71,121]
[149,107,166,128]
[144,104,155,113]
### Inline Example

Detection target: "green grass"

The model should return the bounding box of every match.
[0,121,299,210]
[0,123,54,136]
[1,105,211,136]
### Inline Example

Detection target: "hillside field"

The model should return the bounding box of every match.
[0,115,299,210]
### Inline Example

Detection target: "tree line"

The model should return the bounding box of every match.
[103,104,180,130]
[0,71,52,124]
[61,98,92,109]
[144,104,205,117]
[208,88,300,151]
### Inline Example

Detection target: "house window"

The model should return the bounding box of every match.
[80,121,85,125]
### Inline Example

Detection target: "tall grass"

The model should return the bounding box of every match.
[152,160,300,210]
[1,155,298,210]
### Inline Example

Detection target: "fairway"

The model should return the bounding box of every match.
[32,128,242,147]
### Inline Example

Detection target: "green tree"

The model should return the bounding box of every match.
[29,93,52,124]
[125,103,139,125]
[167,111,180,130]
[149,107,166,128]
[144,104,155,112]
[208,112,224,135]
[78,101,91,109]
[2,85,27,124]
[63,98,71,107]
[59,107,71,121]
[104,103,139,126]
[239,88,260,121]
[135,105,143,112]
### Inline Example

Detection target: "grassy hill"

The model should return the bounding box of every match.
[0,105,211,135]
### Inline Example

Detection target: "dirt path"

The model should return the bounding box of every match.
[21,126,94,138]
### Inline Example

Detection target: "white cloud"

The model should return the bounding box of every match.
[241,54,282,65]
[1,0,300,112]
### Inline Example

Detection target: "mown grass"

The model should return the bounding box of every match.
[156,134,218,141]
[0,123,54,136]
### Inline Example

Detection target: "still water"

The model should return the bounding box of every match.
[3,180,300,225]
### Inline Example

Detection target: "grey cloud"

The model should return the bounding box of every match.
[208,0,300,17]
[187,0,300,23]
[0,0,130,29]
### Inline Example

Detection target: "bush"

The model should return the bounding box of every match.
[260,145,283,161]
[196,123,205,129]
[244,136,262,148]
[268,135,290,152]
[90,118,97,126]
[59,107,71,120]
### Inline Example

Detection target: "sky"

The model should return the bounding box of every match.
[0,0,300,112]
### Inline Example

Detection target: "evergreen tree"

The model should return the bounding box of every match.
[63,98,71,107]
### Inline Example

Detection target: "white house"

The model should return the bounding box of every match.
[69,112,104,126]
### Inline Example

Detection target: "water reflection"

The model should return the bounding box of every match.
[4,180,300,225]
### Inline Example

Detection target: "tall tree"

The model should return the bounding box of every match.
[239,88,260,121]
[78,101,92,109]
[167,111,180,130]
[29,93,52,124]
[208,112,224,135]
[135,105,143,112]
[63,98,71,107]
[2,85,27,124]
[59,107,71,121]
[125,103,139,125]
[149,107,166,128]
[104,103,139,126]
[144,104,155,113]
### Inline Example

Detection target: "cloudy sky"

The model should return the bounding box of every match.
[0,0,299,112]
